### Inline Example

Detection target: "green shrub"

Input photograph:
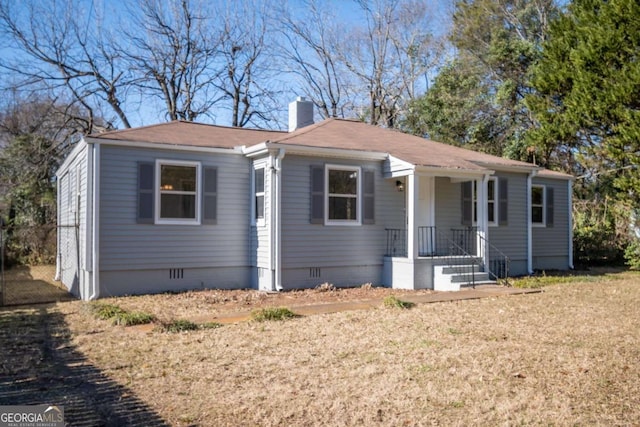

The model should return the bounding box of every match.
[251,307,298,322]
[89,302,155,326]
[110,311,156,326]
[624,238,640,270]
[382,295,414,309]
[158,319,223,332]
[90,303,126,320]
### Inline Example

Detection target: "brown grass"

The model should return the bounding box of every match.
[3,271,640,425]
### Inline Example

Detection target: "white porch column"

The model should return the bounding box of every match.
[407,174,419,259]
[477,174,489,268]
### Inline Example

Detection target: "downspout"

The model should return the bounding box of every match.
[89,143,101,300]
[526,170,538,275]
[568,179,574,269]
[478,174,490,270]
[272,149,285,291]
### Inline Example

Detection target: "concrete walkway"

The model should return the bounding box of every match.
[191,285,542,325]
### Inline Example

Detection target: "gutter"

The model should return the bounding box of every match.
[527,169,538,274]
[568,179,574,269]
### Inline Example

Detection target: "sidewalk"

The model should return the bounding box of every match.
[190,285,542,325]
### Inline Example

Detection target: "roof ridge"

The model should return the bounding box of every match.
[92,120,286,137]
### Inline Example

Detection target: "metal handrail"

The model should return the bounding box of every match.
[477,233,511,285]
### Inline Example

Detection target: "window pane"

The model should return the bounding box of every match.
[255,168,264,193]
[161,165,196,191]
[329,170,357,195]
[256,195,265,219]
[488,180,495,200]
[160,194,196,219]
[531,187,543,205]
[488,201,495,222]
[328,196,357,220]
[532,206,543,223]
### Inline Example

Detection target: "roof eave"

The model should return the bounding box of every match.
[85,136,244,154]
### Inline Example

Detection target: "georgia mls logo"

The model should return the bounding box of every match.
[0,404,65,427]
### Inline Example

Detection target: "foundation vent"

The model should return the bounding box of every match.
[169,268,184,279]
[309,267,321,278]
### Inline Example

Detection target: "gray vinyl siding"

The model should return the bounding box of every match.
[254,158,271,269]
[99,145,251,272]
[488,172,529,275]
[279,155,404,288]
[532,177,570,270]
[57,142,90,297]
[434,173,530,276]
[434,177,462,235]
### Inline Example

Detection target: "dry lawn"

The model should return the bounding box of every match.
[2,270,640,426]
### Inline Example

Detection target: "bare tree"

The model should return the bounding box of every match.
[277,0,353,120]
[212,0,281,128]
[0,0,132,130]
[121,0,222,122]
[342,0,443,127]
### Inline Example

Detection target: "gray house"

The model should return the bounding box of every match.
[56,98,573,300]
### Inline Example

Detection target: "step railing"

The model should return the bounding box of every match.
[384,228,407,257]
[419,226,483,288]
[477,233,510,285]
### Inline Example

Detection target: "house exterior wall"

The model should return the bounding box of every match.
[57,141,91,299]
[531,176,571,270]
[488,172,529,276]
[279,155,404,289]
[97,144,252,295]
[434,177,462,235]
[251,155,273,290]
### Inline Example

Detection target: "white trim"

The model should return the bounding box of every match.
[324,164,362,226]
[471,178,498,227]
[154,159,201,225]
[85,136,243,155]
[244,142,388,161]
[472,161,539,174]
[527,170,537,274]
[253,165,266,227]
[57,138,89,177]
[273,149,285,291]
[89,143,101,300]
[531,184,546,227]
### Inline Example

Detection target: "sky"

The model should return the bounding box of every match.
[0,0,454,130]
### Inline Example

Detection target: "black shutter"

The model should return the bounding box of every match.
[499,178,508,226]
[363,170,375,224]
[202,167,217,225]
[461,181,473,226]
[310,165,324,224]
[137,162,154,224]
[546,187,554,227]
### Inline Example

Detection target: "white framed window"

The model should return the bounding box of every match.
[254,167,265,226]
[325,164,361,225]
[155,159,201,225]
[531,185,545,226]
[472,178,497,226]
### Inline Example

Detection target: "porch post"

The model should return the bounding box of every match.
[477,174,489,268]
[407,173,419,259]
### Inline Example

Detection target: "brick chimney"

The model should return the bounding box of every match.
[288,97,314,132]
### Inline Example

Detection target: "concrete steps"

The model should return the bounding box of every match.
[434,264,496,291]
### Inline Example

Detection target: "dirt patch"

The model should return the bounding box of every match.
[101,284,436,323]
[3,271,640,426]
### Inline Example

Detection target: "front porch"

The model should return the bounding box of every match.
[382,226,507,291]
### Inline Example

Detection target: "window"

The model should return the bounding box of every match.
[326,165,360,224]
[156,160,200,224]
[470,178,497,225]
[254,167,265,223]
[531,185,545,225]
